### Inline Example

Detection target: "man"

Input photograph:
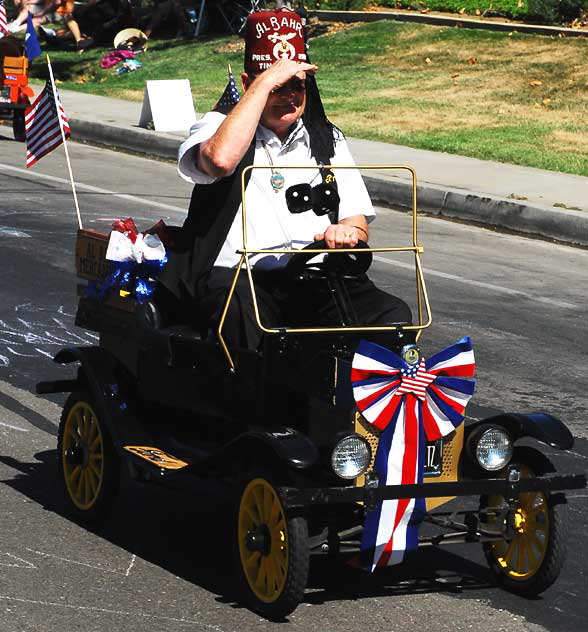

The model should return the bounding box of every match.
[156,8,411,350]
[9,0,93,50]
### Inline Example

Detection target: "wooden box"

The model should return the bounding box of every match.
[2,56,28,75]
[75,229,110,281]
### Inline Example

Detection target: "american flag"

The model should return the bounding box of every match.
[0,1,9,35]
[394,360,437,398]
[25,80,71,168]
[351,337,475,570]
[213,69,240,115]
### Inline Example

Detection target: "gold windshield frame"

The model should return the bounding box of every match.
[217,165,432,369]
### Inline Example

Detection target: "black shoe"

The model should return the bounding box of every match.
[38,26,59,46]
[76,37,93,52]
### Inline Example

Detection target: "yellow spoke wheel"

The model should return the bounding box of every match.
[62,401,104,510]
[236,475,309,619]
[238,478,289,603]
[58,391,119,521]
[481,459,567,596]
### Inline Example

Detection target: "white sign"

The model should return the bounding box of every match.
[139,79,197,132]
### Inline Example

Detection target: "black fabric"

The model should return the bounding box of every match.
[200,267,412,351]
[301,64,344,223]
[199,268,284,350]
[157,140,256,303]
[302,70,343,165]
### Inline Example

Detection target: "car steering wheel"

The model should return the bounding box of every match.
[285,239,373,281]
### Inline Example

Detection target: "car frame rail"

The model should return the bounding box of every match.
[280,472,587,509]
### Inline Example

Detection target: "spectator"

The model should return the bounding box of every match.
[74,0,134,45]
[7,0,45,31]
[8,0,93,51]
[16,0,45,18]
[143,0,202,39]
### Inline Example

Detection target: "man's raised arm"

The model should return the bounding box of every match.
[197,59,317,178]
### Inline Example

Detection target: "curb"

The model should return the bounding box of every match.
[309,9,588,38]
[68,118,588,249]
[363,176,588,247]
[69,118,180,161]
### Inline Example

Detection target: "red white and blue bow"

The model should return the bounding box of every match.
[351,337,475,571]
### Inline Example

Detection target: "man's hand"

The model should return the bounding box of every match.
[314,216,369,249]
[254,58,318,93]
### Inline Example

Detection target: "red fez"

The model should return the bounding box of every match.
[244,9,306,74]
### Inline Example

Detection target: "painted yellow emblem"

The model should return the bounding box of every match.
[124,446,188,470]
[402,345,420,366]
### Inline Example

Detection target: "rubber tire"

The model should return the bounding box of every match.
[12,110,26,142]
[481,459,568,597]
[234,471,309,620]
[57,390,120,523]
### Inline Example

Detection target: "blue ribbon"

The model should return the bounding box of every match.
[85,256,168,304]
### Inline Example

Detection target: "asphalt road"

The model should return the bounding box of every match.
[0,134,587,632]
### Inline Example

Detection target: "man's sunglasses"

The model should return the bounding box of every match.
[271,78,306,94]
[246,75,306,94]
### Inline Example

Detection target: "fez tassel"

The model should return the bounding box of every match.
[351,337,475,571]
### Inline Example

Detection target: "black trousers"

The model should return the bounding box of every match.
[194,267,412,351]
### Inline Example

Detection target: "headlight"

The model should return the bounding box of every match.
[331,434,371,479]
[474,426,513,471]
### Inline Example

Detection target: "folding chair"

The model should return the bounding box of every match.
[214,0,267,35]
[185,0,208,38]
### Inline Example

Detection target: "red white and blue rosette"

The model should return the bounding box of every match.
[351,337,476,570]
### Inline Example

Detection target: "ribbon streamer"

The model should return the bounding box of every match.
[86,256,167,304]
[351,337,475,571]
[86,219,168,304]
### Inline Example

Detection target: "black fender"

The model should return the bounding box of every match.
[511,445,556,475]
[465,412,574,451]
[208,427,319,474]
[48,346,129,447]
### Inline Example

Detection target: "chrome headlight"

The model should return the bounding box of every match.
[331,434,371,480]
[474,426,513,471]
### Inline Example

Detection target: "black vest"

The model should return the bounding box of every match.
[158,142,256,300]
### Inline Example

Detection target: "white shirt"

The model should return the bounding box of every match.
[177,111,375,270]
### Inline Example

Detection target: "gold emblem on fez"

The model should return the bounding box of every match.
[268,32,296,60]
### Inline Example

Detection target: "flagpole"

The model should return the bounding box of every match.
[46,55,83,231]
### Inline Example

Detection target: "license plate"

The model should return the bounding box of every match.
[423,439,443,477]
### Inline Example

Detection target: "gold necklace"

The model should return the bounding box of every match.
[262,142,285,193]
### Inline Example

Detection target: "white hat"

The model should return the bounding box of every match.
[114,28,148,52]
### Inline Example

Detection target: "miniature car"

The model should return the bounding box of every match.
[37,164,586,620]
[0,37,34,142]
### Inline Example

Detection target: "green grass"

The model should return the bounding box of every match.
[35,36,245,112]
[377,1,527,19]
[27,20,588,176]
[319,1,588,23]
